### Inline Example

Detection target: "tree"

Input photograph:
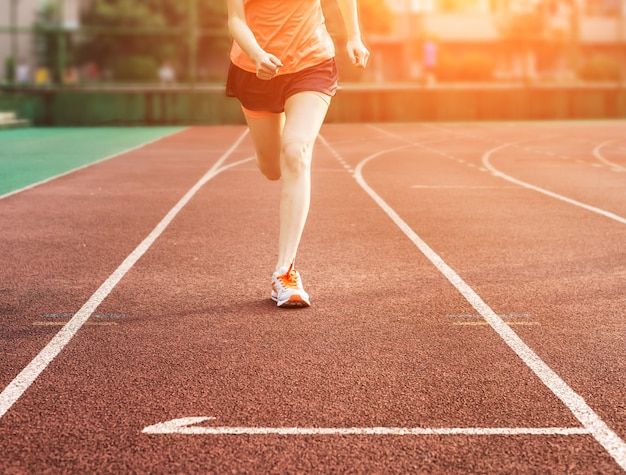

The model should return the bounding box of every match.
[196,1,230,81]
[358,0,395,35]
[78,0,229,82]
[79,0,184,69]
[197,1,228,29]
[35,0,72,84]
[322,0,394,81]
[494,0,547,80]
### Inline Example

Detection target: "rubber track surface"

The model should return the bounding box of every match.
[0,123,625,473]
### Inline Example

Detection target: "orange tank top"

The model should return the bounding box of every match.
[230,0,336,75]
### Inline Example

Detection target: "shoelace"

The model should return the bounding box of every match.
[278,263,300,289]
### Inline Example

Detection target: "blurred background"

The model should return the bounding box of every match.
[0,0,624,125]
[1,0,624,85]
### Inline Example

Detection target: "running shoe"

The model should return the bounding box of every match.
[271,263,311,308]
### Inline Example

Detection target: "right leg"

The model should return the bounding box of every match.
[269,92,330,308]
[275,91,330,271]
[244,109,285,181]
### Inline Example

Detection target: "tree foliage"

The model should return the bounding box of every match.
[77,0,390,82]
[358,0,395,35]
[78,0,229,80]
[35,1,69,82]
[494,0,546,43]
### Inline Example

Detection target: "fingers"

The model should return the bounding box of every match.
[256,54,283,80]
[352,50,370,69]
[348,51,358,66]
[351,51,369,69]
[347,40,370,69]
[269,56,283,69]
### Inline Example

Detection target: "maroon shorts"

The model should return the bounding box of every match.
[226,58,338,115]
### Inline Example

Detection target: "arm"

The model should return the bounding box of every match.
[226,0,283,79]
[336,0,370,68]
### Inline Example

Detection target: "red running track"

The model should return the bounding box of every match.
[0,122,625,473]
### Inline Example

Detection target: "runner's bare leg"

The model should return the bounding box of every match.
[275,91,330,271]
[245,112,285,181]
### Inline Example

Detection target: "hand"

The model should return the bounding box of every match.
[254,51,283,80]
[346,38,370,69]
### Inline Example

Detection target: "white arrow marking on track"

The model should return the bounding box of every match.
[142,417,589,436]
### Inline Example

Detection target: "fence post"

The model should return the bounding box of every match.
[10,0,18,72]
[188,0,198,86]
[56,0,66,85]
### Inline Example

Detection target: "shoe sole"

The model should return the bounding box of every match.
[276,295,310,308]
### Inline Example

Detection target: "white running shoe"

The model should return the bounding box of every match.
[271,263,311,308]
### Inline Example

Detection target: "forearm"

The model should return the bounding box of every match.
[227,0,283,79]
[335,0,369,68]
[336,0,362,40]
[228,16,265,64]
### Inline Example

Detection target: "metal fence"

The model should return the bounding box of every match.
[2,0,625,126]
[0,0,232,87]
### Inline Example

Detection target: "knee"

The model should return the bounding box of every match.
[262,168,281,181]
[281,140,312,176]
[256,152,281,181]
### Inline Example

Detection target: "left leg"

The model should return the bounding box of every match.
[243,110,285,181]
[276,91,331,271]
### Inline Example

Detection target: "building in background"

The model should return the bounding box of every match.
[376,0,625,81]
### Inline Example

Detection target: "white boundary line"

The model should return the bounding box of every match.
[0,128,187,201]
[0,130,252,420]
[318,134,626,470]
[482,143,626,225]
[368,124,626,226]
[142,417,590,436]
[411,185,515,189]
[593,140,626,172]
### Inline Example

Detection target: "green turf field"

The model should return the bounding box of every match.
[0,127,184,197]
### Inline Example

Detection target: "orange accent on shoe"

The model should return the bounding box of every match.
[277,263,300,290]
[272,263,310,307]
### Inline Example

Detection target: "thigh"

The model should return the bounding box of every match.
[245,112,285,162]
[282,91,331,146]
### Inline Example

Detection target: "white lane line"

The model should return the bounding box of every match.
[0,130,251,421]
[318,137,357,174]
[411,185,514,189]
[142,417,589,436]
[319,135,626,471]
[593,140,626,172]
[483,143,626,225]
[381,123,626,224]
[0,128,187,201]
[452,321,540,327]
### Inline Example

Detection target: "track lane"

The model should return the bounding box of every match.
[0,127,247,393]
[1,124,624,473]
[0,129,250,420]
[370,123,626,221]
[594,139,626,172]
[326,122,626,233]
[336,122,624,468]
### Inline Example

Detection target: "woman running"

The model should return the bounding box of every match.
[226,0,369,308]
